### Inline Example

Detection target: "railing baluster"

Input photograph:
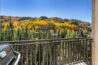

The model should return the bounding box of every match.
[21,44,24,65]
[78,38,80,62]
[73,39,75,63]
[68,40,69,64]
[90,39,92,65]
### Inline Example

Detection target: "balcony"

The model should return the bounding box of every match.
[0,38,92,65]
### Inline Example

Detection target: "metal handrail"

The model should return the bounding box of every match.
[0,37,93,44]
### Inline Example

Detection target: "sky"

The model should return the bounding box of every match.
[0,0,92,22]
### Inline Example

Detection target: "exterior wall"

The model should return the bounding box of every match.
[92,0,98,65]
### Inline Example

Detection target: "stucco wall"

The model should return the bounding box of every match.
[92,0,98,65]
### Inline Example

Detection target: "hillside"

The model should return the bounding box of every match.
[0,16,92,41]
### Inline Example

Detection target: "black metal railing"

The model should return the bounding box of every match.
[0,38,92,65]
